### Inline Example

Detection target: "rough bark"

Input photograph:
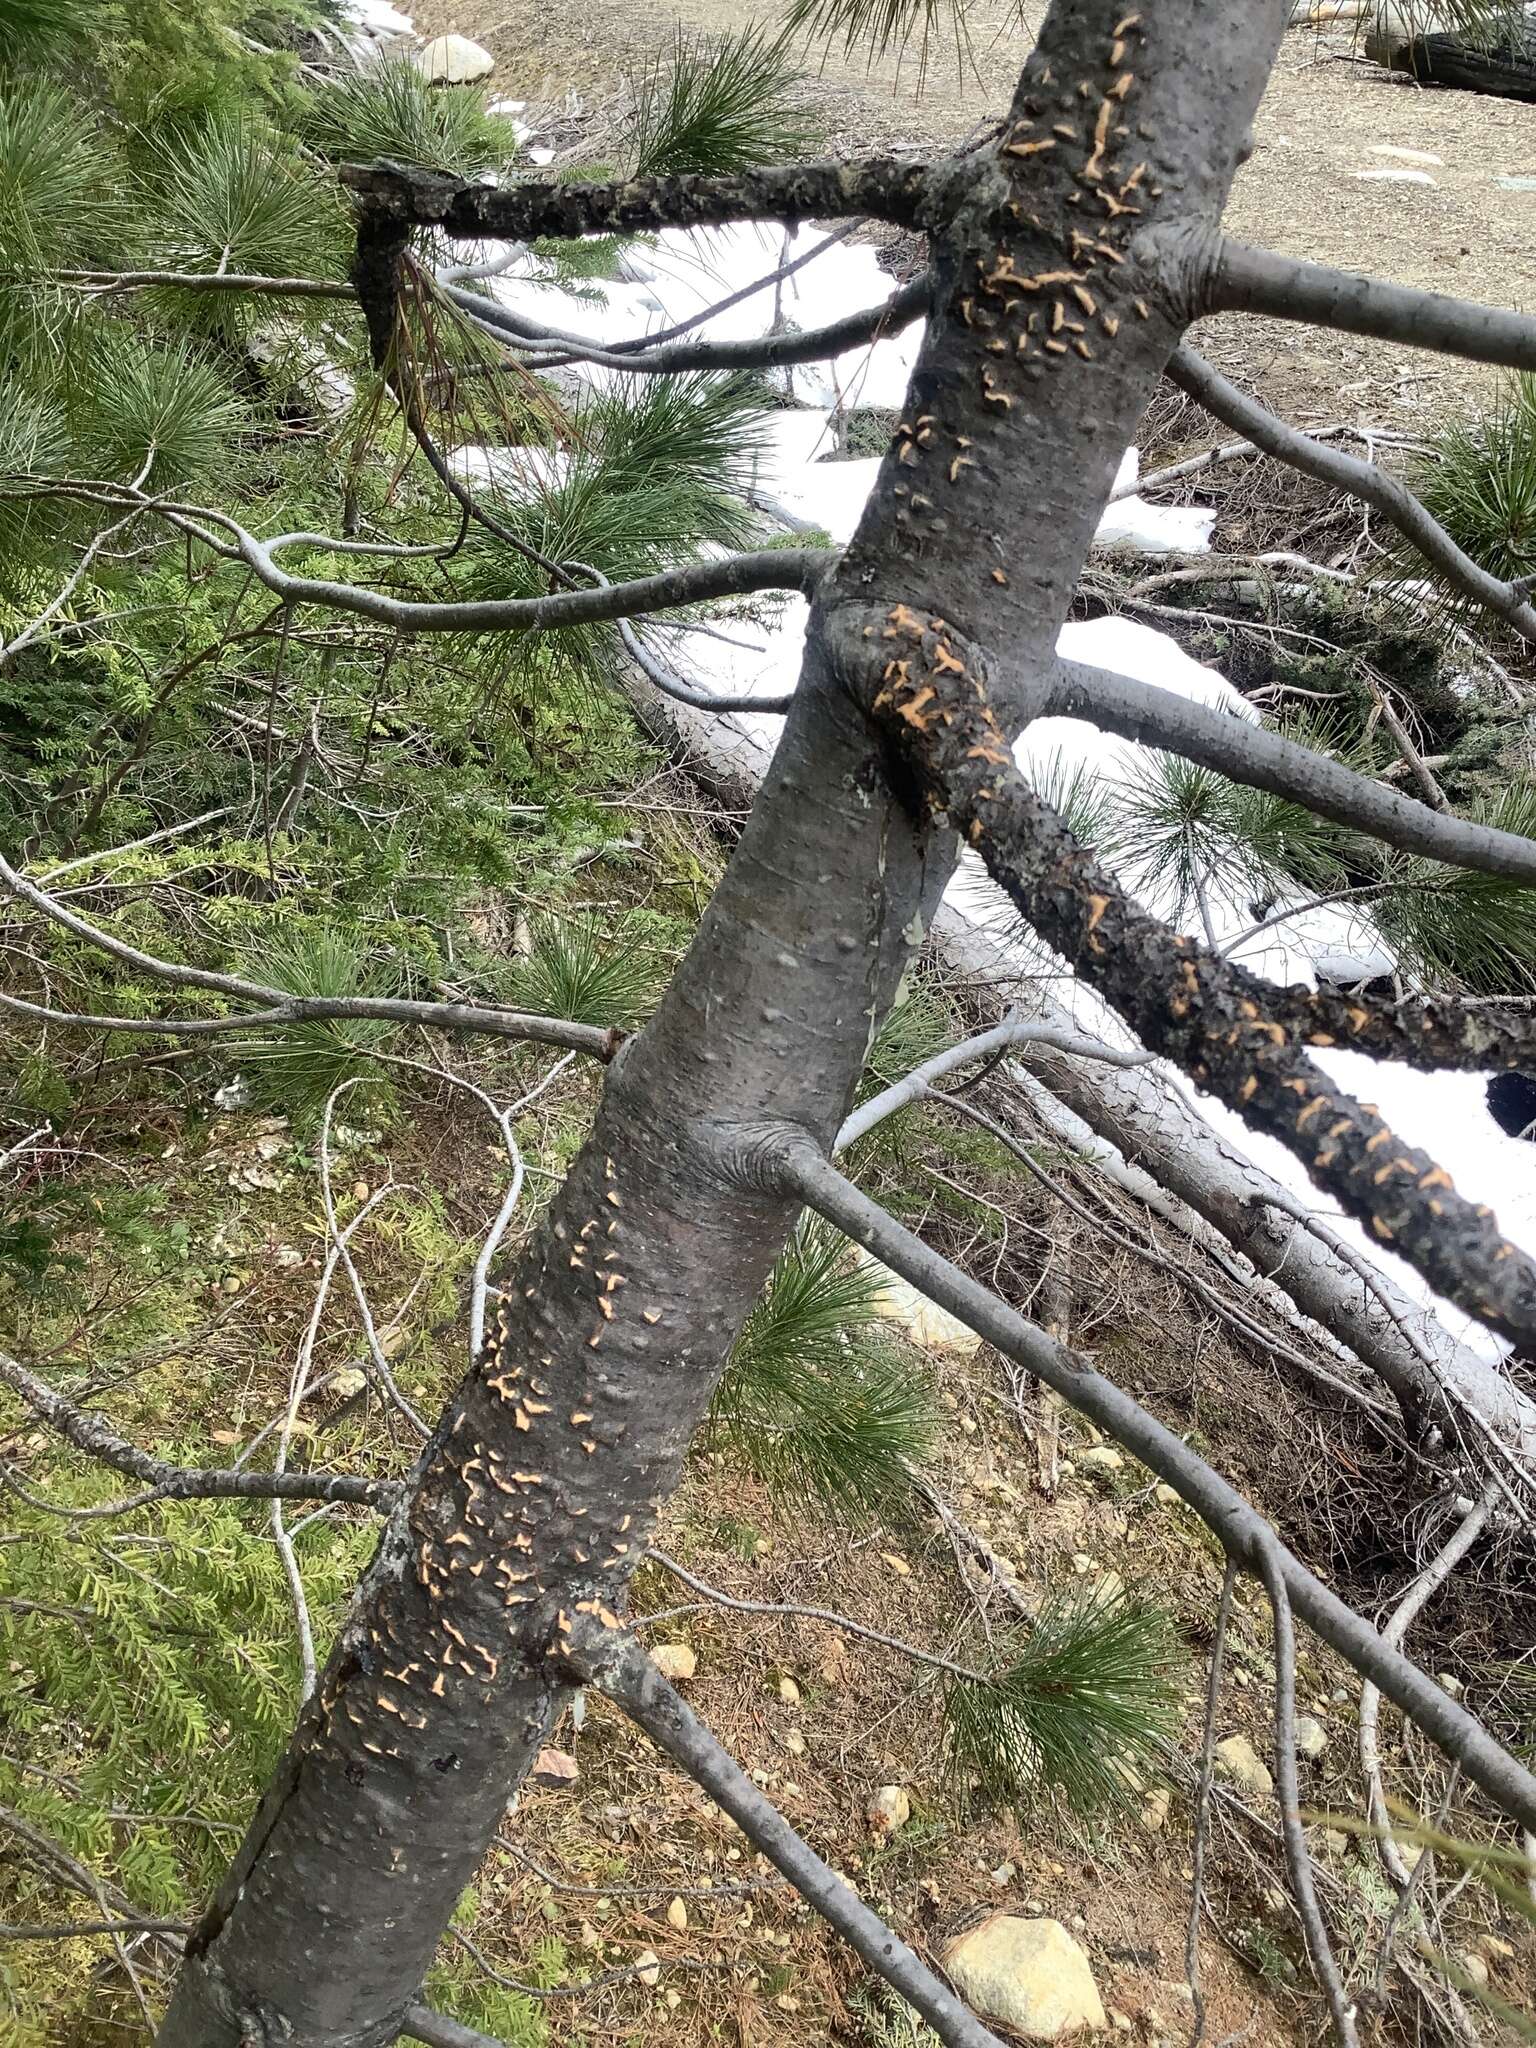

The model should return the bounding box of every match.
[156,5,1295,2040]
[340,158,941,238]
[858,608,1536,1352]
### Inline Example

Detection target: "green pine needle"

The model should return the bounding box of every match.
[298,56,524,180]
[70,330,244,491]
[133,109,345,318]
[1372,782,1536,995]
[783,0,1016,87]
[506,914,660,1027]
[944,1589,1182,1817]
[1399,375,1536,605]
[713,1220,938,1518]
[0,79,120,271]
[624,27,820,181]
[236,927,399,1128]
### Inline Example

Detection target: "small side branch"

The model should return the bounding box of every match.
[0,843,618,1058]
[341,157,941,241]
[448,275,933,379]
[1167,347,1536,642]
[1208,240,1536,374]
[1041,653,1536,882]
[560,1618,1008,2048]
[0,1350,392,1513]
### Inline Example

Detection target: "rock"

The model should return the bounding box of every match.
[1078,1446,1124,1476]
[944,1916,1107,2040]
[778,1676,801,1707]
[651,1643,697,1682]
[414,33,495,83]
[351,1179,370,1203]
[1321,1828,1350,1858]
[867,1784,912,1835]
[880,1551,912,1577]
[329,1366,368,1400]
[855,1251,983,1356]
[1089,1570,1126,1609]
[666,1897,688,1932]
[1436,1671,1465,1699]
[1153,1483,1180,1507]
[1141,1788,1171,1832]
[783,1728,806,1757]
[1294,1714,1328,1760]
[532,1747,578,1786]
[634,1948,661,1989]
[1370,144,1443,166]
[1458,1952,1490,1990]
[1214,1735,1273,1801]
[1355,167,1436,186]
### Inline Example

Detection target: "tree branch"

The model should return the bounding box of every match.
[558,1617,1009,2048]
[836,1012,1151,1151]
[1166,346,1536,641]
[1206,240,1536,373]
[447,274,933,378]
[857,607,1536,1350]
[51,268,354,299]
[0,843,619,1057]
[4,479,834,637]
[341,157,941,241]
[0,1350,393,1513]
[763,1137,1536,1836]
[1041,653,1536,882]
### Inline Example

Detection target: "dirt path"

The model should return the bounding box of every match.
[414,2,1536,418]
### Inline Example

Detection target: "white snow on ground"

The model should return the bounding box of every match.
[326,19,1532,1371]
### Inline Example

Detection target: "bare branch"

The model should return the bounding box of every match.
[645,1547,986,1680]
[836,1012,1150,1151]
[50,268,354,299]
[560,1617,1009,2048]
[0,1916,190,1941]
[448,274,933,378]
[1207,239,1536,374]
[3,477,833,637]
[342,157,941,241]
[1041,654,1536,884]
[0,842,618,1058]
[1166,346,1536,642]
[766,1136,1536,1836]
[0,1349,393,1513]
[1360,1487,1497,1890]
[1251,1540,1358,2048]
[403,2006,511,2048]
[1188,1560,1238,2048]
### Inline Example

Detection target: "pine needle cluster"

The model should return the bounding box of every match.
[942,1590,1181,1817]
[712,1221,939,1517]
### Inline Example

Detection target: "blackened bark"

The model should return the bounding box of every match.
[157,6,1294,2041]
[340,159,941,239]
[859,608,1536,1353]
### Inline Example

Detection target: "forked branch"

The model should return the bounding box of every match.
[0,1350,392,1513]
[1167,347,1536,642]
[0,845,619,1057]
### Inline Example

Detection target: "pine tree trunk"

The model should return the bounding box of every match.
[156,6,1291,2039]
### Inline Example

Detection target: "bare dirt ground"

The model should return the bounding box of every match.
[417,2,1536,421]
